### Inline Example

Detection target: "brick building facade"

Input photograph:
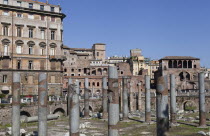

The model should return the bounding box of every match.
[157,56,201,90]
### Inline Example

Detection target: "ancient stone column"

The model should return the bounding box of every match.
[102,77,108,119]
[137,82,142,111]
[108,66,119,136]
[70,83,80,136]
[38,73,48,136]
[199,72,206,127]
[12,72,21,136]
[122,76,129,120]
[67,78,73,116]
[129,81,134,112]
[119,81,123,113]
[172,60,174,68]
[84,78,90,118]
[170,74,177,125]
[156,75,169,136]
[145,75,151,123]
[75,79,80,94]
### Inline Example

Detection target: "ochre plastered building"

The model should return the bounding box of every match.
[0,0,66,97]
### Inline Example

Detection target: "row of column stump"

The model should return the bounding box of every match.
[11,67,207,136]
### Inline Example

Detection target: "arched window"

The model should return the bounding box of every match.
[92,82,95,86]
[98,68,102,75]
[50,47,55,55]
[50,43,57,55]
[103,68,108,74]
[39,42,46,55]
[186,72,190,80]
[92,70,96,75]
[27,41,35,55]
[179,72,184,81]
[2,39,10,56]
[15,40,24,54]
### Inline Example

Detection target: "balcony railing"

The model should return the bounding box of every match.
[0,52,11,58]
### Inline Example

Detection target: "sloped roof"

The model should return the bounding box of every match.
[70,48,93,51]
[63,45,70,49]
[161,56,200,60]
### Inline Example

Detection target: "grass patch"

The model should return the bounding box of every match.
[0,123,12,129]
[169,124,209,136]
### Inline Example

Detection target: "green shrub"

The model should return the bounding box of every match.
[0,94,6,99]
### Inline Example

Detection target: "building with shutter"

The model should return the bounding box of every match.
[0,0,66,98]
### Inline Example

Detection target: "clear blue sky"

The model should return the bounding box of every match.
[44,0,210,67]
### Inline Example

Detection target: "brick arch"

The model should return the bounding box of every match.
[182,100,198,111]
[82,106,93,112]
[20,111,31,117]
[53,108,65,116]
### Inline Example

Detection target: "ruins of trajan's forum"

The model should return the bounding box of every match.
[0,0,210,136]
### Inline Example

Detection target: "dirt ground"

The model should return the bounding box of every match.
[0,113,210,136]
